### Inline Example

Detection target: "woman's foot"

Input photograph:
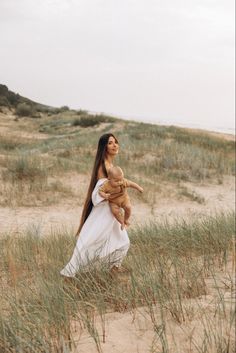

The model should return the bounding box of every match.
[110,265,129,274]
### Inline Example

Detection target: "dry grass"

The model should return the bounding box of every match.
[0,109,235,207]
[0,211,235,352]
[0,107,235,352]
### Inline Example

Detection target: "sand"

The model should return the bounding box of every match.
[0,109,235,352]
[0,173,234,236]
[69,257,235,353]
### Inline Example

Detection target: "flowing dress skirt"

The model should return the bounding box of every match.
[60,178,130,277]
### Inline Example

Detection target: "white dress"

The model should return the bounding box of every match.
[60,178,130,277]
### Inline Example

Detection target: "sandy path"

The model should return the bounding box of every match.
[0,109,234,236]
[71,260,235,353]
[0,204,80,236]
[0,175,234,236]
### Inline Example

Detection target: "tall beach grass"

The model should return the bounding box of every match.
[0,119,235,207]
[0,211,235,352]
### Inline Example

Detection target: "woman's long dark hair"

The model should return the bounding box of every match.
[76,133,119,236]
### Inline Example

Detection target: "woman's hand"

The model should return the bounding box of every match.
[99,190,111,200]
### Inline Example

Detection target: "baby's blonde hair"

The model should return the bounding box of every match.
[108,166,123,179]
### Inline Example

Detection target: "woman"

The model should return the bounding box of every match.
[60,133,130,277]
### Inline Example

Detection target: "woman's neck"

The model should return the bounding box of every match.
[105,154,115,167]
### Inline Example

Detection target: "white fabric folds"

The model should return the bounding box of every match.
[60,178,130,277]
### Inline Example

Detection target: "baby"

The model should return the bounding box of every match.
[99,166,143,230]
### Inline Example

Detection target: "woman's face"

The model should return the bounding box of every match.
[106,136,119,156]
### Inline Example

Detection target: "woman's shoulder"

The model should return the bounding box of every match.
[97,160,113,179]
[97,164,107,179]
[95,177,107,188]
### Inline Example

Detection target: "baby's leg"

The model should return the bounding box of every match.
[109,202,125,230]
[123,201,131,226]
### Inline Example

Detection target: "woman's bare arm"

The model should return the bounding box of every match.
[99,190,111,200]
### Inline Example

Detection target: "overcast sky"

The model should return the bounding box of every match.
[0,0,235,132]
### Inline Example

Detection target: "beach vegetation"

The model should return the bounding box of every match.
[0,212,235,352]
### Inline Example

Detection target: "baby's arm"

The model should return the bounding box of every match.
[126,179,143,193]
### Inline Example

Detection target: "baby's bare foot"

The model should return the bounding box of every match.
[121,223,125,230]
[124,220,130,227]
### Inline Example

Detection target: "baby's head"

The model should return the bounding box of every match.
[108,166,124,187]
